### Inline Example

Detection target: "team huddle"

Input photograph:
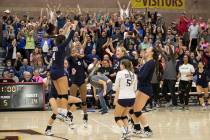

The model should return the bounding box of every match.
[44,17,157,140]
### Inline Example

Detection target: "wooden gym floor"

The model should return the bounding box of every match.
[0,107,210,140]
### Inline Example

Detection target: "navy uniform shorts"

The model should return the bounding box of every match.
[137,83,153,97]
[50,68,66,80]
[118,98,135,108]
[197,81,208,88]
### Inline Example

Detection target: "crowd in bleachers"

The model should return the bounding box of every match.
[1,1,210,109]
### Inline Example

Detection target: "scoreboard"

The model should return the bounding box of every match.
[0,83,45,110]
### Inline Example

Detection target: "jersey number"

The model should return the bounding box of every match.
[126,79,132,87]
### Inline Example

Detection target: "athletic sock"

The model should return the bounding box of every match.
[120,127,126,134]
[61,109,68,116]
[134,123,141,131]
[125,127,129,133]
[45,125,52,131]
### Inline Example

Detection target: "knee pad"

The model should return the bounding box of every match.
[75,102,82,106]
[69,103,74,107]
[121,116,128,120]
[60,94,68,100]
[57,95,62,99]
[51,113,57,120]
[114,117,122,123]
[129,109,134,115]
[81,101,87,106]
[134,111,142,117]
[69,102,81,107]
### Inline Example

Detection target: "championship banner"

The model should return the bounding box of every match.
[0,83,45,110]
[131,0,185,10]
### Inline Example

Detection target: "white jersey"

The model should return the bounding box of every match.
[114,69,137,99]
[179,63,195,81]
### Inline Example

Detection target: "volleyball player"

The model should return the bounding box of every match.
[45,81,82,136]
[196,61,209,109]
[68,45,88,128]
[49,19,77,129]
[178,55,195,110]
[113,59,137,140]
[45,59,82,136]
[131,47,156,138]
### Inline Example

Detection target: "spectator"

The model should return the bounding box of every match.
[117,0,131,20]
[178,12,189,36]
[44,48,53,69]
[188,19,200,52]
[14,52,23,72]
[41,33,54,54]
[86,48,99,65]
[139,36,152,50]
[19,58,34,77]
[8,69,19,83]
[17,29,26,58]
[3,59,17,76]
[96,31,108,59]
[34,60,47,78]
[21,71,34,82]
[84,34,95,56]
[112,27,124,48]
[2,70,10,79]
[157,45,178,107]
[90,73,113,114]
[25,30,35,58]
[178,55,195,109]
[98,60,116,82]
[30,47,42,66]
[32,69,44,83]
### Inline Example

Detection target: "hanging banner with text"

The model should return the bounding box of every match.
[131,0,185,10]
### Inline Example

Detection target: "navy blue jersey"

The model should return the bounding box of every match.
[67,56,87,84]
[196,69,209,86]
[137,59,156,96]
[51,30,75,70]
[138,59,156,85]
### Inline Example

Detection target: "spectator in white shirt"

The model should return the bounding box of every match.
[178,55,195,109]
[188,19,200,52]
[117,0,131,20]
